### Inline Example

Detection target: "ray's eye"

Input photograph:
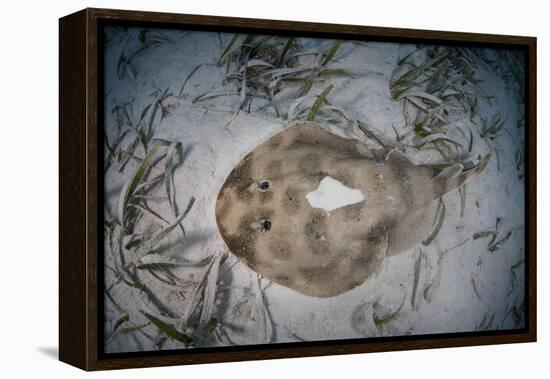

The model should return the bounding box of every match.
[250,218,272,232]
[258,180,270,191]
[261,219,272,231]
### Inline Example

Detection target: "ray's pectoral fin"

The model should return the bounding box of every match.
[365,147,389,162]
[387,201,438,256]
[386,149,416,167]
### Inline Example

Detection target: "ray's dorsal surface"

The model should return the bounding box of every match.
[215,122,490,298]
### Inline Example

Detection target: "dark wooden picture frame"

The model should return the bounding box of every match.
[59,7,536,371]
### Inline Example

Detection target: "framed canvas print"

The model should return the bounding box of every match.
[59,8,537,371]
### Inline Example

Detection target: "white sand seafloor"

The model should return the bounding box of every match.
[102,27,526,353]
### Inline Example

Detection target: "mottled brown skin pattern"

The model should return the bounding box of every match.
[215,122,490,297]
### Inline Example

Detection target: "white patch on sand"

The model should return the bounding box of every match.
[305,176,365,212]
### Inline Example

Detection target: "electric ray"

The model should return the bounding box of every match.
[215,122,490,298]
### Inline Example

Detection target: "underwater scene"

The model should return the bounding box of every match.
[102,26,526,353]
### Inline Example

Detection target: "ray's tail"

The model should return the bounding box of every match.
[431,154,491,200]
